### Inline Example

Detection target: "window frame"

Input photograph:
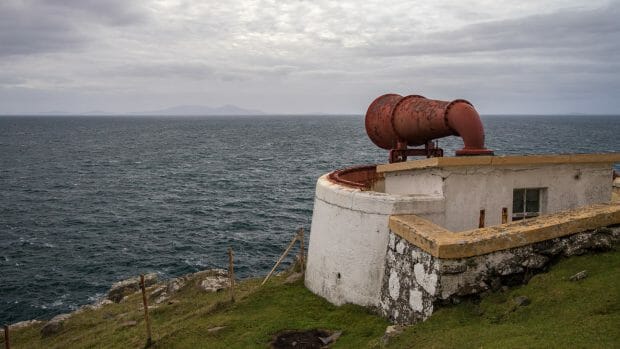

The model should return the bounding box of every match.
[512,188,544,221]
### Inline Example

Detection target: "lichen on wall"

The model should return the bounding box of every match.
[380,233,439,324]
[379,225,620,324]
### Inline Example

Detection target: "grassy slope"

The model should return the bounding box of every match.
[4,249,619,349]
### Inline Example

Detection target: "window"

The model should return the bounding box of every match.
[512,188,542,221]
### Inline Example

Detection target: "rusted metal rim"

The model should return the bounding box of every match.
[365,94,403,150]
[327,165,379,190]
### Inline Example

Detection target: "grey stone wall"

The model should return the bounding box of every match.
[379,225,620,324]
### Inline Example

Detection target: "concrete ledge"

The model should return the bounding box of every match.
[315,174,445,215]
[377,153,620,174]
[389,203,620,259]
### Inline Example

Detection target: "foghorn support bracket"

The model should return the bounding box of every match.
[365,93,494,163]
[389,141,444,163]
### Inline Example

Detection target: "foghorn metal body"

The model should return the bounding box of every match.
[365,94,493,162]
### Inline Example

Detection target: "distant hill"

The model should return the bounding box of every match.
[133,104,264,116]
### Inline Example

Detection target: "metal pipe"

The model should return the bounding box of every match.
[365,94,493,158]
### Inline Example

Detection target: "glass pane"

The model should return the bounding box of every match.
[525,189,540,213]
[513,189,524,214]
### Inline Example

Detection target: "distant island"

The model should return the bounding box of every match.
[7,104,265,116]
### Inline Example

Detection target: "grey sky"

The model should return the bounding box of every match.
[1,0,618,115]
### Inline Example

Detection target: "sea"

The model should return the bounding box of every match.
[1,114,619,324]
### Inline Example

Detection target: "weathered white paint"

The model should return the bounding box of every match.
[383,163,613,231]
[304,174,444,306]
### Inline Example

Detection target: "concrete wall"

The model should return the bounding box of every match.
[304,175,444,307]
[380,225,620,324]
[383,163,612,231]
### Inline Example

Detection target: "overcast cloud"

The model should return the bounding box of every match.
[0,0,618,114]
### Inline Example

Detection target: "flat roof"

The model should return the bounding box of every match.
[389,202,620,259]
[377,153,620,174]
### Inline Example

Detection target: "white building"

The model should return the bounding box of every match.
[304,154,620,313]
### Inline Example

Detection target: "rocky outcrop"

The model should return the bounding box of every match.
[40,313,72,337]
[196,269,230,293]
[149,269,230,304]
[380,225,620,324]
[107,273,158,303]
[16,268,232,335]
[10,319,42,331]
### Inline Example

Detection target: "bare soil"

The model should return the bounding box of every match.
[271,329,332,349]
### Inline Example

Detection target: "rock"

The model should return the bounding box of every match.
[382,325,405,345]
[10,320,42,330]
[514,296,530,307]
[40,313,72,337]
[155,294,169,304]
[207,326,226,333]
[150,285,167,299]
[194,268,228,278]
[150,276,188,304]
[284,272,303,284]
[521,254,549,269]
[107,273,158,303]
[97,299,114,308]
[533,239,566,256]
[199,276,230,292]
[77,298,114,313]
[569,270,588,281]
[318,330,342,345]
[197,270,230,293]
[440,261,467,274]
[167,278,185,293]
[119,320,137,328]
[564,232,612,256]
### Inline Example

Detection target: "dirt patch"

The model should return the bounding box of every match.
[271,329,333,349]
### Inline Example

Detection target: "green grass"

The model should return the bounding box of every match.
[4,249,619,348]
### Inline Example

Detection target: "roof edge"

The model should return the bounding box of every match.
[377,153,620,174]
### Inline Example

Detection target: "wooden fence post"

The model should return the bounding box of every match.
[3,324,9,349]
[479,209,485,228]
[261,231,300,286]
[227,248,235,302]
[298,228,305,275]
[140,275,153,347]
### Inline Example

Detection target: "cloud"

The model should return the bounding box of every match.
[0,0,618,114]
[0,0,146,57]
[359,3,620,61]
[115,62,216,79]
